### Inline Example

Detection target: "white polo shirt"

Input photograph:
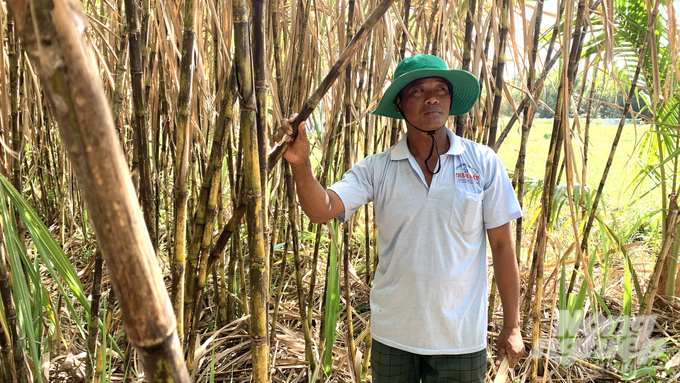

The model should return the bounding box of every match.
[328,128,522,354]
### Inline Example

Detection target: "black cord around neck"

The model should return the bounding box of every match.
[397,105,444,175]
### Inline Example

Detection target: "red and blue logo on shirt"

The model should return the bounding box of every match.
[455,163,480,184]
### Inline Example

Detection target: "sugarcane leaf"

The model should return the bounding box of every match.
[0,176,90,328]
[0,184,43,382]
[323,220,341,375]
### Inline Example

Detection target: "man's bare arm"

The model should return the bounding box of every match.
[277,115,345,223]
[488,222,525,368]
[288,159,344,223]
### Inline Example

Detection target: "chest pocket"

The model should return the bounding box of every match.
[450,188,483,234]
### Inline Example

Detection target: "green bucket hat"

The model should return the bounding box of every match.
[372,54,480,119]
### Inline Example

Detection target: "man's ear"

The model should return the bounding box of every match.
[394,98,402,114]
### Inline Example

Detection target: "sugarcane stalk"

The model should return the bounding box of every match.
[226,234,239,321]
[285,162,316,371]
[529,208,549,383]
[8,10,21,194]
[267,196,281,318]
[317,115,343,346]
[211,265,221,323]
[1,16,24,383]
[227,114,239,200]
[568,0,660,297]
[207,203,247,276]
[494,7,564,150]
[6,0,190,378]
[85,252,103,381]
[479,18,494,143]
[158,65,172,261]
[268,2,288,282]
[218,253,229,327]
[185,160,223,372]
[343,226,358,379]
[237,231,250,319]
[306,112,343,329]
[171,0,198,342]
[530,0,588,380]
[141,0,152,102]
[152,58,165,252]
[124,0,157,254]
[8,7,28,247]
[459,0,476,74]
[363,44,375,286]
[456,0,476,140]
[390,0,411,146]
[511,0,544,262]
[433,0,447,56]
[184,69,235,352]
[574,80,595,219]
[253,0,268,191]
[111,35,128,148]
[185,78,233,370]
[425,0,440,54]
[94,291,116,383]
[0,228,23,383]
[234,1,269,381]
[267,0,396,170]
[398,0,411,60]
[673,125,680,297]
[342,1,358,378]
[531,41,571,383]
[270,0,286,114]
[288,0,312,113]
[518,1,565,324]
[270,224,290,344]
[209,0,396,271]
[640,193,679,315]
[486,0,509,148]
[35,132,47,214]
[0,292,15,383]
[667,201,680,296]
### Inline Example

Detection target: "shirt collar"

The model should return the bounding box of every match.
[390,128,464,160]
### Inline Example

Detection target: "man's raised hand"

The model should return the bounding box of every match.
[275,113,310,167]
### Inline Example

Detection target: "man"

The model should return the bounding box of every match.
[277,54,524,382]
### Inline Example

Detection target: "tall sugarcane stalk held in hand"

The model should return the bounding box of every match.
[209,0,397,270]
[267,0,397,170]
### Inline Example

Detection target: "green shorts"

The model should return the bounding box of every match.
[370,340,487,383]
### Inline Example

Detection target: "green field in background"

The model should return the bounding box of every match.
[495,119,660,220]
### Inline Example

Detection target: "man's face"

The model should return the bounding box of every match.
[395,77,452,131]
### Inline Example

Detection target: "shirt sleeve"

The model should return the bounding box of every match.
[481,150,522,229]
[327,157,374,223]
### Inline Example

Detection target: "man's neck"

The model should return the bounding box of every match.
[406,127,450,160]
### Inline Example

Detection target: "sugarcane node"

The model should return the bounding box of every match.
[243,94,257,110]
[251,335,268,345]
[244,188,262,202]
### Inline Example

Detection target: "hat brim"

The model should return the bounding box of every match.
[372,68,480,119]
